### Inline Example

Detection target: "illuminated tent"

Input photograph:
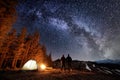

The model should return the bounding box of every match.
[22,60,37,70]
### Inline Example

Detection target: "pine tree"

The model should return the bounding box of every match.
[12,28,27,68]
[0,0,17,69]
[0,29,16,68]
[21,31,44,67]
[47,52,53,67]
[0,0,17,48]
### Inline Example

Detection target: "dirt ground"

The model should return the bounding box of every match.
[0,69,120,80]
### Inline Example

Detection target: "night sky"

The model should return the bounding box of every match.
[13,0,120,61]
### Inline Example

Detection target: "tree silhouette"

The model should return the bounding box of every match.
[0,28,16,68]
[12,28,27,68]
[0,0,17,48]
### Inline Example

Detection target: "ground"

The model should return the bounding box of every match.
[0,69,120,80]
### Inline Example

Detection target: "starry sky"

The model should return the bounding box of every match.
[13,0,120,61]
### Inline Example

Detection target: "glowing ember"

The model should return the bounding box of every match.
[40,64,46,70]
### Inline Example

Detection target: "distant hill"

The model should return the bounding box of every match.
[96,59,120,64]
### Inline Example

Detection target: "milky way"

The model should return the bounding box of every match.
[14,0,120,61]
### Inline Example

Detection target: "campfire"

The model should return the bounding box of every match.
[40,64,46,70]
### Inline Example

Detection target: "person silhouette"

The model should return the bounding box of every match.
[61,55,66,71]
[66,54,72,71]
